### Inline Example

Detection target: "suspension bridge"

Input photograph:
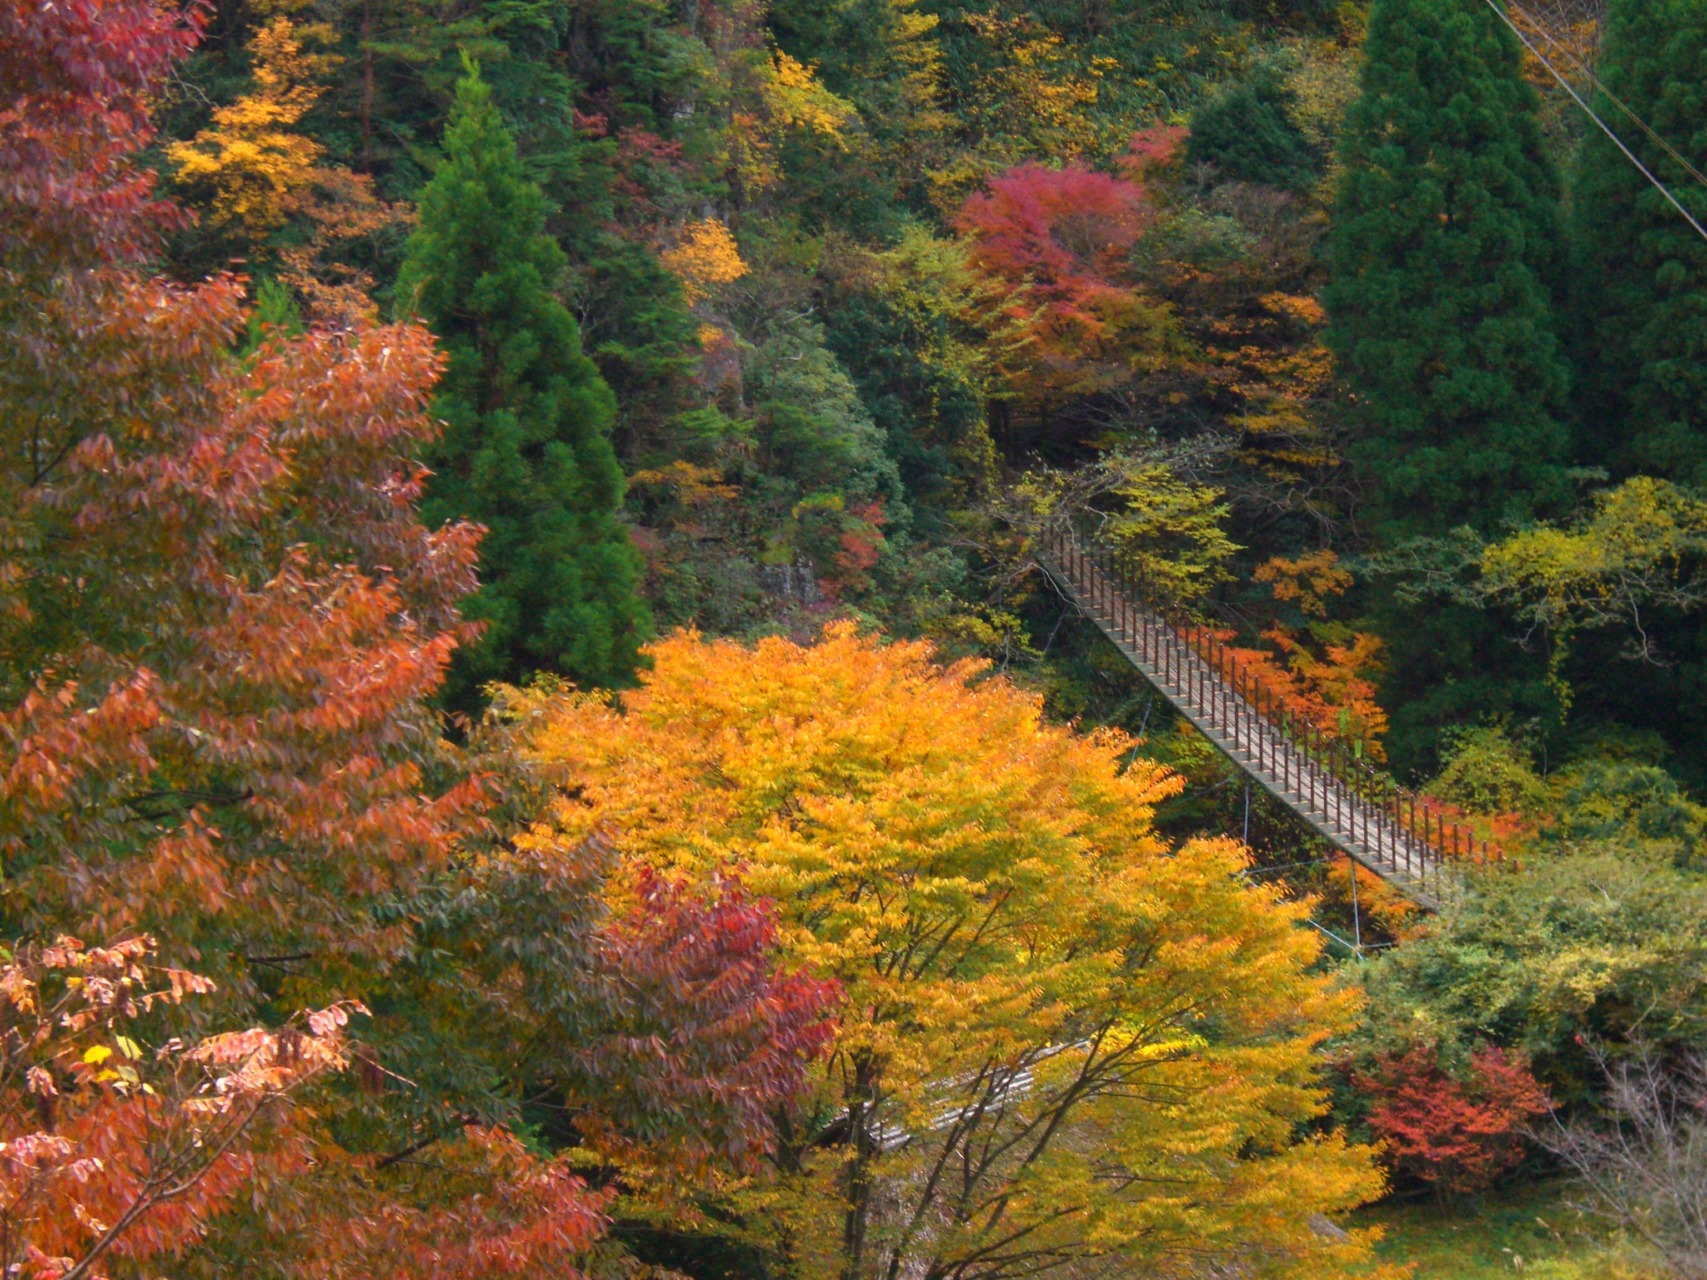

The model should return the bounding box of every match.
[1037,522,1500,910]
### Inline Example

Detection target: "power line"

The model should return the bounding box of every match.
[1509,0,1707,196]
[1481,0,1707,245]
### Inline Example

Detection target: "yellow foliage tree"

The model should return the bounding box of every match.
[720,41,859,199]
[1480,476,1707,651]
[511,624,1396,1280]
[660,218,750,304]
[763,51,858,145]
[168,18,326,242]
[858,0,956,184]
[1105,460,1240,603]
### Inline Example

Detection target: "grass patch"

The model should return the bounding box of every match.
[1356,1179,1643,1279]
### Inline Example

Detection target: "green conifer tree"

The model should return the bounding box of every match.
[1571,0,1707,485]
[1327,0,1573,771]
[1326,0,1571,541]
[1188,68,1322,192]
[398,61,649,705]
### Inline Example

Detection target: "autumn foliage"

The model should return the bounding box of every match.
[2,297,485,955]
[165,15,403,319]
[168,18,327,241]
[1356,1044,1552,1195]
[660,217,750,303]
[515,623,1391,1280]
[321,1126,612,1280]
[10,0,1657,1266]
[1196,551,1392,759]
[564,864,840,1185]
[0,0,481,958]
[0,0,200,265]
[1,6,834,1273]
[0,936,356,1280]
[956,152,1179,402]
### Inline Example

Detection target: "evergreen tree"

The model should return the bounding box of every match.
[1188,67,1322,192]
[1571,0,1707,485]
[398,61,648,704]
[1564,0,1707,789]
[1327,0,1573,771]
[1326,0,1571,541]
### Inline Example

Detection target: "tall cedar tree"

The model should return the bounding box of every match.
[397,63,648,705]
[1326,0,1571,541]
[1571,0,1707,485]
[1326,0,1572,769]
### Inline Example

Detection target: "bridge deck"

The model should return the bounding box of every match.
[1038,529,1483,908]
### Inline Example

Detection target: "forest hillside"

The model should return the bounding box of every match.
[3,0,1706,1275]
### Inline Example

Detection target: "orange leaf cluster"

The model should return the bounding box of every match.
[1211,626,1391,762]
[1256,549,1354,618]
[1199,551,1391,760]
[5,306,486,955]
[0,937,353,1280]
[292,1127,612,1280]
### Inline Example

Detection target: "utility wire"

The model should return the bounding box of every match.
[1509,0,1707,195]
[1482,0,1707,245]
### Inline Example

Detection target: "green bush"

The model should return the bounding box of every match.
[1429,726,1549,816]
[1357,849,1707,1103]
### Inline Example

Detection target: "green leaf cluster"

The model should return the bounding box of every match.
[1188,66,1323,192]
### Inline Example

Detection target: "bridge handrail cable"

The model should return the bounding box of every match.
[1037,520,1498,907]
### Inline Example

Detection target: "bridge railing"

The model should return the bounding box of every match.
[1039,519,1498,899]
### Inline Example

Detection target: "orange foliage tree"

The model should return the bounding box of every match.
[1,4,837,1271]
[2,0,483,983]
[0,936,357,1280]
[659,217,749,304]
[1208,550,1391,760]
[513,623,1397,1280]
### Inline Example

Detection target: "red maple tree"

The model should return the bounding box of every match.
[575,868,842,1182]
[955,160,1176,402]
[0,0,202,266]
[1356,1044,1552,1195]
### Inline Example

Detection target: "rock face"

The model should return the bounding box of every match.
[757,559,823,606]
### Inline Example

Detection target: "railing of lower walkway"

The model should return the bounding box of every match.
[1037,522,1499,910]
